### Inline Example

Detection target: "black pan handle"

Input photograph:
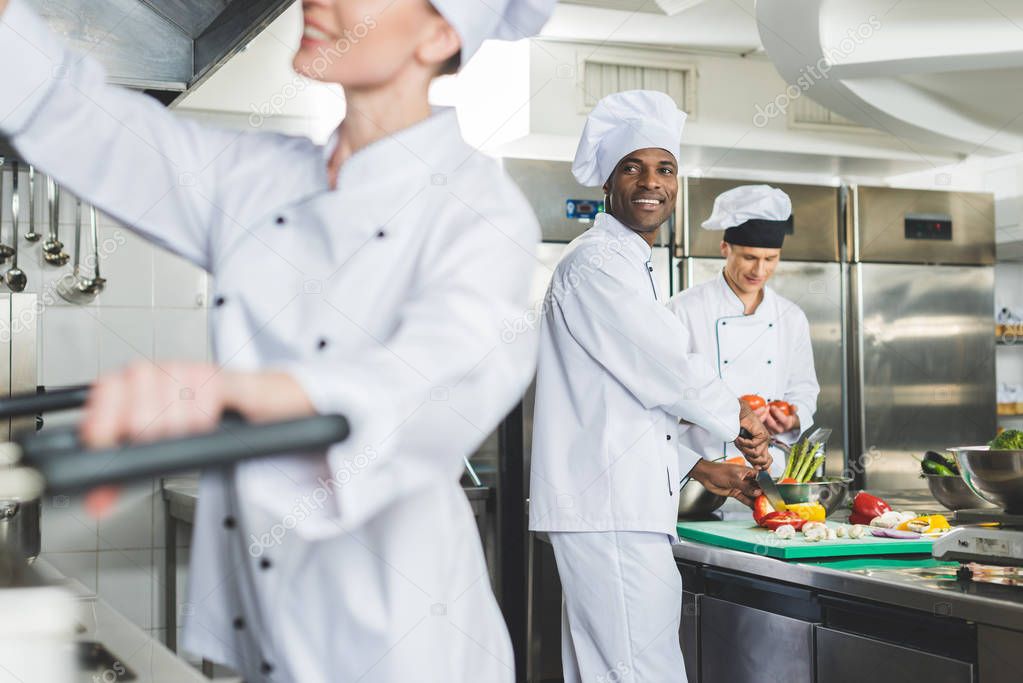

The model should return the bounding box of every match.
[20,413,350,493]
[738,427,754,440]
[0,385,90,418]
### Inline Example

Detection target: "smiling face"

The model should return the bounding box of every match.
[292,0,459,87]
[720,242,782,295]
[602,148,678,240]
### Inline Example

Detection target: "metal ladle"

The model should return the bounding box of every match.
[4,161,27,292]
[77,206,105,295]
[56,199,103,304]
[43,179,69,267]
[23,166,40,242]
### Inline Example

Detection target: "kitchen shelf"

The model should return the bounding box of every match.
[996,323,1023,342]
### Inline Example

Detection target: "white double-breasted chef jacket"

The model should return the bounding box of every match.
[528,214,740,539]
[0,3,540,681]
[666,271,819,475]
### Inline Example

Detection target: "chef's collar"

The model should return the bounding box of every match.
[323,107,465,190]
[716,269,775,316]
[593,212,654,262]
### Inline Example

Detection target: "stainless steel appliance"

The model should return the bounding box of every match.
[0,292,38,561]
[676,177,846,477]
[847,186,996,491]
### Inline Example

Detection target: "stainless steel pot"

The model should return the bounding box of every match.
[948,447,1023,513]
[924,472,995,511]
[0,498,40,562]
[677,479,726,518]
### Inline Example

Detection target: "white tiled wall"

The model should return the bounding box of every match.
[34,220,209,646]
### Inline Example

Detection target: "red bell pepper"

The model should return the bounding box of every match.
[752,496,808,531]
[848,491,891,526]
[752,495,775,526]
[761,511,807,531]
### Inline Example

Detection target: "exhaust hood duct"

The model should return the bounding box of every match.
[27,0,293,105]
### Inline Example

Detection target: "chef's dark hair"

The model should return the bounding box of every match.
[438,51,462,76]
[724,216,792,249]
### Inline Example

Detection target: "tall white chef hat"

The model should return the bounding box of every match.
[431,0,556,65]
[572,90,687,188]
[701,184,793,248]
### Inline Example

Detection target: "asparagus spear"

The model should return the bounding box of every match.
[795,443,821,482]
[801,454,826,483]
[782,440,802,480]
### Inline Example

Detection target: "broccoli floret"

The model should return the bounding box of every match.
[989,429,1023,450]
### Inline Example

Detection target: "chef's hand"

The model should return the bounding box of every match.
[755,405,800,436]
[735,399,772,470]
[81,362,317,449]
[80,362,315,517]
[689,459,762,507]
[0,1,8,15]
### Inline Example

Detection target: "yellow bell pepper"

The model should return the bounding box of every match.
[785,502,827,523]
[896,514,950,534]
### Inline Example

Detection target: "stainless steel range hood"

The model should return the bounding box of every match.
[27,0,293,105]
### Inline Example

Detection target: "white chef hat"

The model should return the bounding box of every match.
[431,0,556,65]
[701,185,793,248]
[572,90,687,188]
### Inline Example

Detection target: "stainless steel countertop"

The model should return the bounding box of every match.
[674,491,1023,632]
[32,559,208,683]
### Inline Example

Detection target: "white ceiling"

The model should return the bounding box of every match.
[756,0,1023,156]
[544,0,761,54]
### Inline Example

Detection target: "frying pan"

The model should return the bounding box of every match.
[0,386,350,498]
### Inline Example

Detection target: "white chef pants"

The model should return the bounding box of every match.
[549,531,687,683]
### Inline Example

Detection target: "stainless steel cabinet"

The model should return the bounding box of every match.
[816,626,974,683]
[700,596,814,683]
[680,591,699,683]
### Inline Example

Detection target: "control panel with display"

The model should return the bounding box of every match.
[905,213,953,241]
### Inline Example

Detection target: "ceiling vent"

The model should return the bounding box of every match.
[577,47,696,115]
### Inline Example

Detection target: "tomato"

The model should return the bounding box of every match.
[741,394,766,411]
[769,400,794,416]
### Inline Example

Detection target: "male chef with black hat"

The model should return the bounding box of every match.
[667,185,820,477]
[529,92,771,683]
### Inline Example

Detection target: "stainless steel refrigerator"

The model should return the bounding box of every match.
[846,186,996,491]
[676,177,847,477]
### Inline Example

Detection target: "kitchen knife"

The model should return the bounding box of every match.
[756,469,787,512]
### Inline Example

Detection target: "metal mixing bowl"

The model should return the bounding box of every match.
[677,479,726,518]
[948,447,1023,513]
[777,477,852,515]
[924,473,996,511]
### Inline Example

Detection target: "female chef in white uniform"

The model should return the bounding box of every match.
[667,185,820,477]
[529,91,770,683]
[0,0,554,681]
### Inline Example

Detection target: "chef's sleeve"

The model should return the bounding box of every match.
[677,439,704,480]
[550,249,739,442]
[779,308,820,442]
[0,0,257,269]
[277,197,540,537]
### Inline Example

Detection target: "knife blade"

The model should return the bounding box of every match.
[756,470,787,512]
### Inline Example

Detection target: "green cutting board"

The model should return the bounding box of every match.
[677,520,935,560]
